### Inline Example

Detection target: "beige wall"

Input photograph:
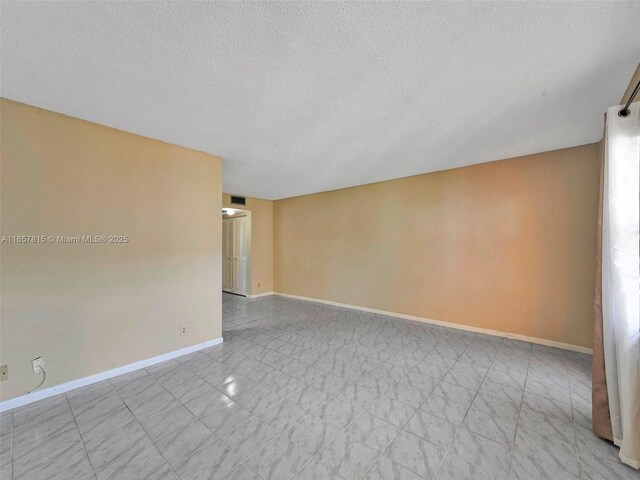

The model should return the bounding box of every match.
[0,99,222,401]
[222,194,273,295]
[274,144,599,349]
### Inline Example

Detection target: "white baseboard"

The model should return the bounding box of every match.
[0,337,223,412]
[273,292,593,355]
[247,291,274,299]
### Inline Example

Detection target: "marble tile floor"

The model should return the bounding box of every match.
[0,293,637,480]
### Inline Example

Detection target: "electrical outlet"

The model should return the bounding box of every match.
[32,357,45,374]
[180,324,187,336]
[258,282,261,288]
[0,365,8,381]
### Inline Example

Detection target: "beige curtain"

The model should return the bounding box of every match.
[592,132,613,441]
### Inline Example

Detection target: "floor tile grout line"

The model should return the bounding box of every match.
[427,348,480,480]
[359,371,443,480]
[567,369,585,476]
[505,351,530,478]
[9,411,13,480]
[63,394,99,480]
[106,373,178,478]
[3,411,13,480]
[356,336,496,479]
[258,367,394,477]
[222,337,422,480]
[276,381,395,480]
[512,354,586,478]
[284,340,458,479]
[149,394,240,480]
[200,350,366,479]
[214,386,325,480]
[429,337,541,479]
[147,359,305,476]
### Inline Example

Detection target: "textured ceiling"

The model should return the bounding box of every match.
[2,2,640,199]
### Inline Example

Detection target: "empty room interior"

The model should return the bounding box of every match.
[1,2,640,480]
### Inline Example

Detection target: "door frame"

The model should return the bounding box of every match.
[222,210,251,296]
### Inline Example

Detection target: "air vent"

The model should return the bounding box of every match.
[230,196,246,205]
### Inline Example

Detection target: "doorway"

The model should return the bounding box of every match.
[222,208,250,296]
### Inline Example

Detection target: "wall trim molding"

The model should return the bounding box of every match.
[247,291,275,299]
[0,337,224,412]
[272,292,593,355]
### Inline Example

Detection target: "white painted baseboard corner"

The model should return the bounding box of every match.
[272,292,593,355]
[0,337,223,412]
[247,291,274,299]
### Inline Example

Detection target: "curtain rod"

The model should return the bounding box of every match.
[619,79,640,118]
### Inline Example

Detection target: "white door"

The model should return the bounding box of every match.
[233,216,249,293]
[222,219,233,291]
[223,216,249,295]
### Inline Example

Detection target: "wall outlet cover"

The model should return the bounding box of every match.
[0,365,8,381]
[32,357,45,373]
[180,324,187,336]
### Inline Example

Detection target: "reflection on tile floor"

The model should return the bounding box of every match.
[1,293,637,479]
